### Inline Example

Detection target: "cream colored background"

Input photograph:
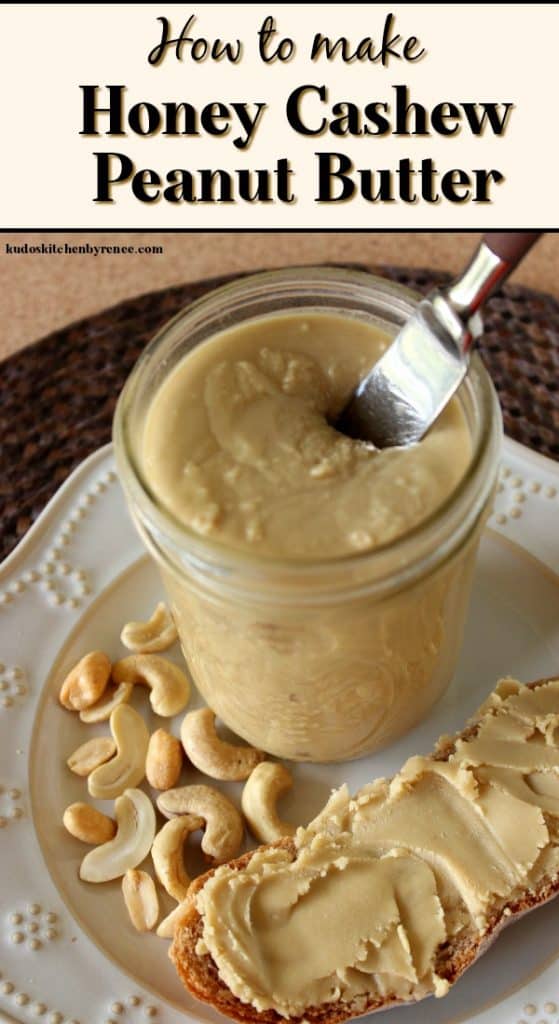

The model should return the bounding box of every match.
[0,5,556,228]
[1,231,558,361]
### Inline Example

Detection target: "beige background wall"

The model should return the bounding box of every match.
[1,232,558,361]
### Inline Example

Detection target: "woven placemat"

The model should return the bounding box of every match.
[1,264,558,562]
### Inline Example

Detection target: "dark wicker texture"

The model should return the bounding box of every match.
[1,265,558,561]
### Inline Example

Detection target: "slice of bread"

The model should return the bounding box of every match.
[170,678,559,1023]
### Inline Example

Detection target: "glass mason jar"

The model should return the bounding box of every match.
[113,267,502,762]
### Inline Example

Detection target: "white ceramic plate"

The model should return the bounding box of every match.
[1,438,559,1024]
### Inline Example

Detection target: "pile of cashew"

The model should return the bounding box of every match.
[112,655,191,717]
[80,789,156,884]
[121,603,178,653]
[241,762,296,843]
[58,603,188,721]
[154,785,244,937]
[79,682,132,724]
[88,704,149,800]
[181,708,264,781]
[59,600,301,939]
[151,814,203,937]
[157,784,244,863]
[152,815,203,902]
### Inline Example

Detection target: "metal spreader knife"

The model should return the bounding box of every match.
[337,232,541,447]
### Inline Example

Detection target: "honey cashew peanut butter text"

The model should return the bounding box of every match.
[78,12,514,208]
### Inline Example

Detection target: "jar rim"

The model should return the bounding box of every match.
[113,266,502,599]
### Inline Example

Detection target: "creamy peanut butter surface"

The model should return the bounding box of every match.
[195,680,559,1017]
[142,312,471,559]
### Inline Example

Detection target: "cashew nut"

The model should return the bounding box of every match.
[156,785,243,864]
[122,869,159,932]
[180,708,264,781]
[59,651,111,711]
[241,762,296,843]
[120,603,178,654]
[80,788,156,883]
[66,737,116,777]
[63,802,116,845]
[112,655,191,717]
[146,729,183,791]
[156,898,191,939]
[88,704,149,800]
[151,815,204,901]
[79,682,132,724]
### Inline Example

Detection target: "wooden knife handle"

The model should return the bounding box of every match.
[482,232,542,269]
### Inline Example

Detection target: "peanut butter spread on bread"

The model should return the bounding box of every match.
[194,679,559,1017]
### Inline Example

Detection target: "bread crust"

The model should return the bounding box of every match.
[170,678,559,1023]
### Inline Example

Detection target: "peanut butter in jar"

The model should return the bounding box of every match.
[114,268,502,761]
